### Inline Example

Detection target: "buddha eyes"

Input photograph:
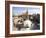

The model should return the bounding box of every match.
[18,20,23,23]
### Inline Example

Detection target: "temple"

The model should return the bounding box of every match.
[13,9,33,30]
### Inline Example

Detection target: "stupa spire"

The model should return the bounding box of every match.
[26,8,28,15]
[26,8,29,19]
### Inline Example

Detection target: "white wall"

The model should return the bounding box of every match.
[0,0,5,37]
[0,0,46,38]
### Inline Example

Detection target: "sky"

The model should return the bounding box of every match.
[12,7,40,16]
